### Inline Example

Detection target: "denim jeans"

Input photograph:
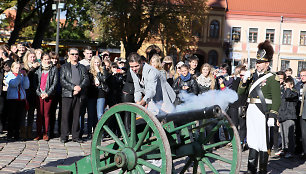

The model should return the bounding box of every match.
[97,98,105,121]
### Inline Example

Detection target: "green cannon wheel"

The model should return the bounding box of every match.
[91,103,172,174]
[178,111,242,174]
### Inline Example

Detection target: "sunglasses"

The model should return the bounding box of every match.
[70,53,79,56]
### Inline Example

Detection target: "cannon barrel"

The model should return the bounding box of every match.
[136,105,222,125]
[156,105,222,125]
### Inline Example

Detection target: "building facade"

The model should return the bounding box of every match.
[225,0,306,77]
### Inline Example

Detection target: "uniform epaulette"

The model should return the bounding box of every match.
[270,110,279,115]
[269,72,279,81]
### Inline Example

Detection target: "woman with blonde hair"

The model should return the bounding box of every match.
[88,56,109,139]
[150,55,163,71]
[22,49,40,139]
[197,63,216,94]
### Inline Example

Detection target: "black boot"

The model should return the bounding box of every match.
[247,148,259,174]
[258,151,269,174]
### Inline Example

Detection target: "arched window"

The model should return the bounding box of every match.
[208,50,218,66]
[209,20,220,39]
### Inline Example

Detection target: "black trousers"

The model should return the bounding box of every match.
[269,125,279,152]
[227,107,247,142]
[7,100,26,138]
[61,96,82,140]
[300,117,306,154]
[0,92,7,132]
[49,93,62,137]
[122,92,134,132]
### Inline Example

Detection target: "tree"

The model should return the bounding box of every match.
[58,0,94,41]
[32,0,53,48]
[6,0,54,46]
[2,0,95,47]
[91,0,207,57]
[0,0,17,14]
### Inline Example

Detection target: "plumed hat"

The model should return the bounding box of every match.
[256,40,274,62]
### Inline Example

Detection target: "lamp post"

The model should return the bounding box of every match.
[276,16,283,71]
[52,0,65,54]
[227,32,235,73]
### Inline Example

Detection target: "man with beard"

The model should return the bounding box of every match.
[238,40,281,174]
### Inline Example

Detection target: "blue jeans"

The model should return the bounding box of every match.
[97,98,105,121]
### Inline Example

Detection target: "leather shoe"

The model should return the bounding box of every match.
[73,138,83,143]
[43,134,49,141]
[60,138,68,143]
[34,136,42,141]
[87,134,92,140]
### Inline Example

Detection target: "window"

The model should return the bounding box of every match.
[232,27,241,42]
[249,28,258,43]
[300,31,306,46]
[283,30,292,45]
[298,61,306,75]
[209,20,219,39]
[281,60,290,71]
[208,50,218,66]
[266,29,275,43]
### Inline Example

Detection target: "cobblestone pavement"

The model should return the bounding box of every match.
[0,136,305,174]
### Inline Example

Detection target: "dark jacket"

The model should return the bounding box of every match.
[88,71,109,99]
[173,76,199,95]
[35,66,59,97]
[0,69,3,96]
[60,62,89,98]
[122,67,134,95]
[278,88,298,122]
[229,76,247,108]
[24,66,40,94]
[107,73,125,106]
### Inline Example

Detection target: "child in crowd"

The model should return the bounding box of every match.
[172,64,198,96]
[277,77,298,158]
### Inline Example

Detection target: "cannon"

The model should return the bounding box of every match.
[57,103,241,174]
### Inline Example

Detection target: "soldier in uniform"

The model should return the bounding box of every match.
[238,40,281,174]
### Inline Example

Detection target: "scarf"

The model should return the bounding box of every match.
[41,63,52,71]
[197,74,212,87]
[180,73,191,82]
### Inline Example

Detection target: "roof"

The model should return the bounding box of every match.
[206,0,227,8]
[227,0,306,18]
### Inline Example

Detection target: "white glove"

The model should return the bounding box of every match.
[267,118,274,127]
[243,70,251,81]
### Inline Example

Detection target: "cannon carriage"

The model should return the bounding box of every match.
[58,103,242,174]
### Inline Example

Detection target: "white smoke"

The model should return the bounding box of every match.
[175,89,238,112]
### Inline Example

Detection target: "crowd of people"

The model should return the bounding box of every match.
[0,42,305,168]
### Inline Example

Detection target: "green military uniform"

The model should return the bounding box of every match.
[238,70,281,121]
[238,40,281,174]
